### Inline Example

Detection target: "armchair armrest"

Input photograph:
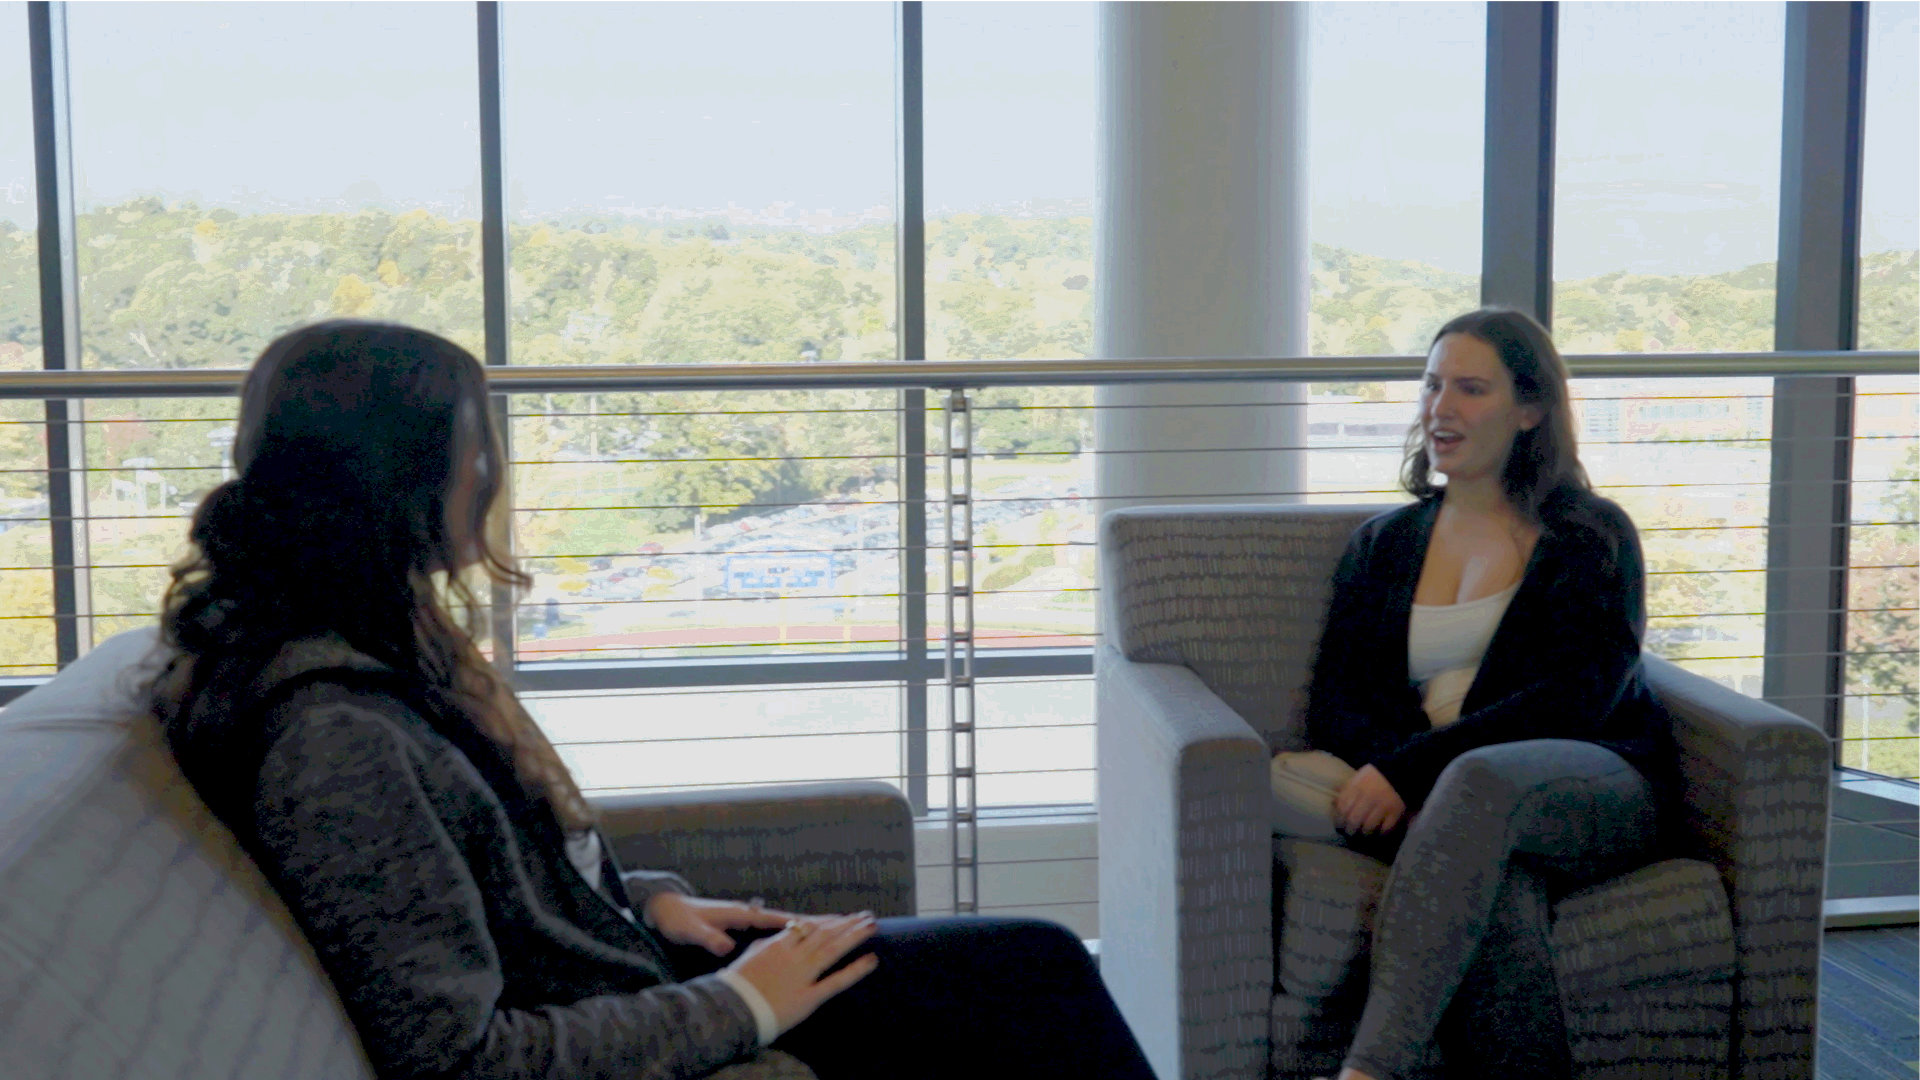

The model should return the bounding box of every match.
[594,781,916,918]
[1646,655,1830,1080]
[1097,643,1272,1080]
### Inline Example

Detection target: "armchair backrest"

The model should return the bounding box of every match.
[1099,503,1394,752]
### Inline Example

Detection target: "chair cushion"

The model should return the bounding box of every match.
[1550,858,1736,1079]
[0,629,376,1080]
[1272,836,1389,1001]
[1549,858,1737,995]
[1270,846,1737,1080]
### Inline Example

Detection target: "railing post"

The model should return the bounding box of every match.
[1764,2,1868,744]
[28,1,89,667]
[942,388,978,914]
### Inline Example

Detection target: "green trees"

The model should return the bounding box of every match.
[1861,250,1920,351]
[1309,244,1478,356]
[0,199,1913,726]
[1846,444,1920,776]
[7,198,1914,385]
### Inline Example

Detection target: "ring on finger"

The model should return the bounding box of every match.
[785,918,815,940]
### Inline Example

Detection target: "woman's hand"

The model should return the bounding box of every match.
[728,913,881,1034]
[643,893,794,956]
[1333,764,1407,835]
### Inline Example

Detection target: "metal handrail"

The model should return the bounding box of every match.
[0,350,1913,399]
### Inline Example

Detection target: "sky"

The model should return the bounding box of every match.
[0,1,1914,279]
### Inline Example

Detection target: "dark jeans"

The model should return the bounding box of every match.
[1345,740,1658,1080]
[767,916,1156,1080]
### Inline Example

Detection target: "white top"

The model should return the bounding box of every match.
[1407,582,1519,727]
[566,828,609,892]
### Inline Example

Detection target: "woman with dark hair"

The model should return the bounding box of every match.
[1284,308,1675,1079]
[150,321,1154,1080]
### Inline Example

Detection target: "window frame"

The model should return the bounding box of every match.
[4,0,1906,792]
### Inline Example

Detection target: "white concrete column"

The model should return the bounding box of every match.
[1093,7,1309,1080]
[1094,1,1308,513]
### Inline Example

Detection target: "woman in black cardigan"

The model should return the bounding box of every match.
[1300,309,1675,1080]
[149,321,1154,1080]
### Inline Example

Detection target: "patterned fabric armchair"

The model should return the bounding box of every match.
[0,628,915,1080]
[1095,504,1830,1080]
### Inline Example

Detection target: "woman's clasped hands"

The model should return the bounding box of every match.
[645,893,881,1034]
[1332,763,1408,836]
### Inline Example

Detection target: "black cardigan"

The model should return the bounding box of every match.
[1304,487,1677,819]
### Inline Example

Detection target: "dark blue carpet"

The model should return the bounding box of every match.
[1819,926,1918,1080]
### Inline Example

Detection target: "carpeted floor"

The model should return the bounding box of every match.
[1819,926,1919,1079]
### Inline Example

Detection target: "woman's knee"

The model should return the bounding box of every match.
[1427,744,1527,810]
[993,917,1086,955]
[978,918,1097,980]
[1423,743,1656,865]
[882,916,1092,980]
[1429,740,1633,811]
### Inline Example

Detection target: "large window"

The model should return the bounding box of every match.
[1845,1,1919,779]
[921,3,1099,821]
[492,3,921,829]
[1858,1,1919,352]
[925,1,1094,364]
[0,1,50,676]
[1554,2,1788,696]
[1554,1,1786,353]
[533,682,906,796]
[68,2,484,365]
[54,2,484,657]
[1306,2,1483,357]
[0,4,29,361]
[498,3,903,673]
[1,5,1915,919]
[500,1,895,370]
[1848,376,1919,780]
[925,2,1096,663]
[504,386,904,668]
[1304,2,1484,506]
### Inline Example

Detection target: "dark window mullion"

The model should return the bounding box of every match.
[28,1,84,668]
[1480,1,1557,322]
[897,0,930,815]
[1764,1,1869,745]
[478,0,517,673]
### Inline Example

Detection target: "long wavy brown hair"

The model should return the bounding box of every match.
[1401,307,1590,522]
[149,320,596,830]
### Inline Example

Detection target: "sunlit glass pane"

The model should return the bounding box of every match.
[1307,1,1484,356]
[1554,1,1785,353]
[67,1,483,369]
[0,1,53,676]
[1842,3,1920,780]
[501,1,894,367]
[1858,1,1918,353]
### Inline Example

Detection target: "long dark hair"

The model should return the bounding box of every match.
[150,320,596,830]
[1401,307,1589,521]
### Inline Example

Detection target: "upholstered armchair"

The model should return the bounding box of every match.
[0,628,916,1080]
[1095,504,1830,1080]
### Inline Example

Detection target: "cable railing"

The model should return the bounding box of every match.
[1,352,1914,924]
[0,350,1914,401]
